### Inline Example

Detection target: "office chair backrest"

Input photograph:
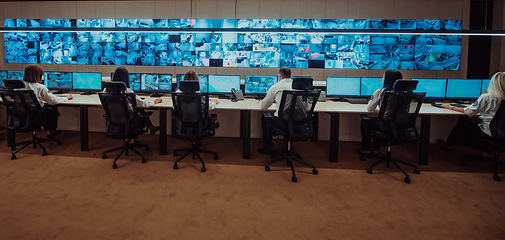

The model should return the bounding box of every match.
[99,92,138,136]
[104,82,127,94]
[180,81,200,93]
[490,100,505,141]
[172,92,210,138]
[4,79,26,90]
[0,88,43,131]
[378,83,425,142]
[278,89,320,140]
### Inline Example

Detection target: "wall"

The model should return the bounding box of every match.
[0,0,477,143]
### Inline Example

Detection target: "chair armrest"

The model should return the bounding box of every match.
[360,114,371,121]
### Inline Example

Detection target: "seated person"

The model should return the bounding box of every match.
[181,71,220,110]
[438,72,505,155]
[21,65,73,139]
[106,67,162,136]
[257,67,293,154]
[357,70,404,156]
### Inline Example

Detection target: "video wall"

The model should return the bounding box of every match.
[4,19,462,70]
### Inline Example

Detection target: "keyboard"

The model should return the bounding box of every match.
[431,102,467,108]
[345,98,369,104]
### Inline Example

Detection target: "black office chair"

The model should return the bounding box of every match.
[360,80,425,183]
[458,100,505,181]
[264,77,320,182]
[0,79,61,160]
[172,81,219,172]
[99,82,150,169]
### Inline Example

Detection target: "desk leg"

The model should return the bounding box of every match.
[159,108,167,155]
[312,113,319,142]
[329,112,339,163]
[241,110,251,159]
[80,105,89,151]
[419,115,431,165]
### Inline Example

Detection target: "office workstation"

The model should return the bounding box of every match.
[1,0,505,239]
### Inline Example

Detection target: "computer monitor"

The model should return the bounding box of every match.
[446,79,481,99]
[6,71,24,80]
[0,71,7,88]
[207,75,241,94]
[141,73,172,97]
[412,78,446,99]
[72,72,102,95]
[44,71,72,93]
[176,74,209,92]
[326,77,361,97]
[110,72,141,91]
[244,75,278,94]
[360,77,383,96]
[482,79,491,94]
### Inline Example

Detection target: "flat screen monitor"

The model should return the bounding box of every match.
[72,72,102,93]
[482,79,491,94]
[244,75,278,94]
[44,72,72,90]
[326,77,360,97]
[176,74,209,92]
[6,71,24,80]
[141,73,172,92]
[412,78,446,98]
[446,79,481,99]
[360,77,383,96]
[207,75,240,94]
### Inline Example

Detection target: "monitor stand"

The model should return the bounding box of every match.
[218,94,230,99]
[81,90,93,95]
[150,92,164,97]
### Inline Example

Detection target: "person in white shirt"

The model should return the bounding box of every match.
[257,67,293,154]
[357,70,403,156]
[107,67,162,135]
[438,72,505,153]
[21,65,73,139]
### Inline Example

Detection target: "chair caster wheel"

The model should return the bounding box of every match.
[142,158,146,163]
[173,152,178,156]
[112,163,117,169]
[214,155,219,160]
[56,141,61,146]
[145,146,150,151]
[414,168,420,174]
[42,151,48,156]
[11,155,16,160]
[404,177,411,184]
[292,176,298,182]
[102,154,107,159]
[312,168,318,174]
[173,164,178,170]
[201,166,206,172]
[359,156,366,161]
[366,168,373,174]
[493,175,501,181]
[265,165,270,171]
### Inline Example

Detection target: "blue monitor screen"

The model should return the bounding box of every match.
[446,79,481,99]
[176,74,208,92]
[412,78,446,98]
[326,77,360,96]
[207,75,240,93]
[0,71,7,88]
[6,71,24,80]
[482,79,491,94]
[72,72,102,90]
[141,73,172,92]
[44,72,72,90]
[129,73,141,91]
[244,75,278,94]
[360,77,383,96]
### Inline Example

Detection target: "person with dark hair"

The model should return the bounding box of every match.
[182,70,219,110]
[257,66,294,154]
[107,67,162,135]
[357,70,404,155]
[21,64,73,139]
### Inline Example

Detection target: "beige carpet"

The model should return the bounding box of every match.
[0,130,504,239]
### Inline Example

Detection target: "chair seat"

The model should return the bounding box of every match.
[471,135,505,152]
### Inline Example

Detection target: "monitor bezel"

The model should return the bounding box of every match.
[72,72,102,91]
[244,75,279,95]
[140,73,173,93]
[44,71,73,91]
[207,74,241,94]
[445,78,482,100]
[325,76,361,97]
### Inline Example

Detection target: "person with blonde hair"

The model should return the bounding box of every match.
[438,72,505,151]
[21,65,73,139]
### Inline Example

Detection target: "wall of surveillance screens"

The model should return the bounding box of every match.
[4,19,462,70]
